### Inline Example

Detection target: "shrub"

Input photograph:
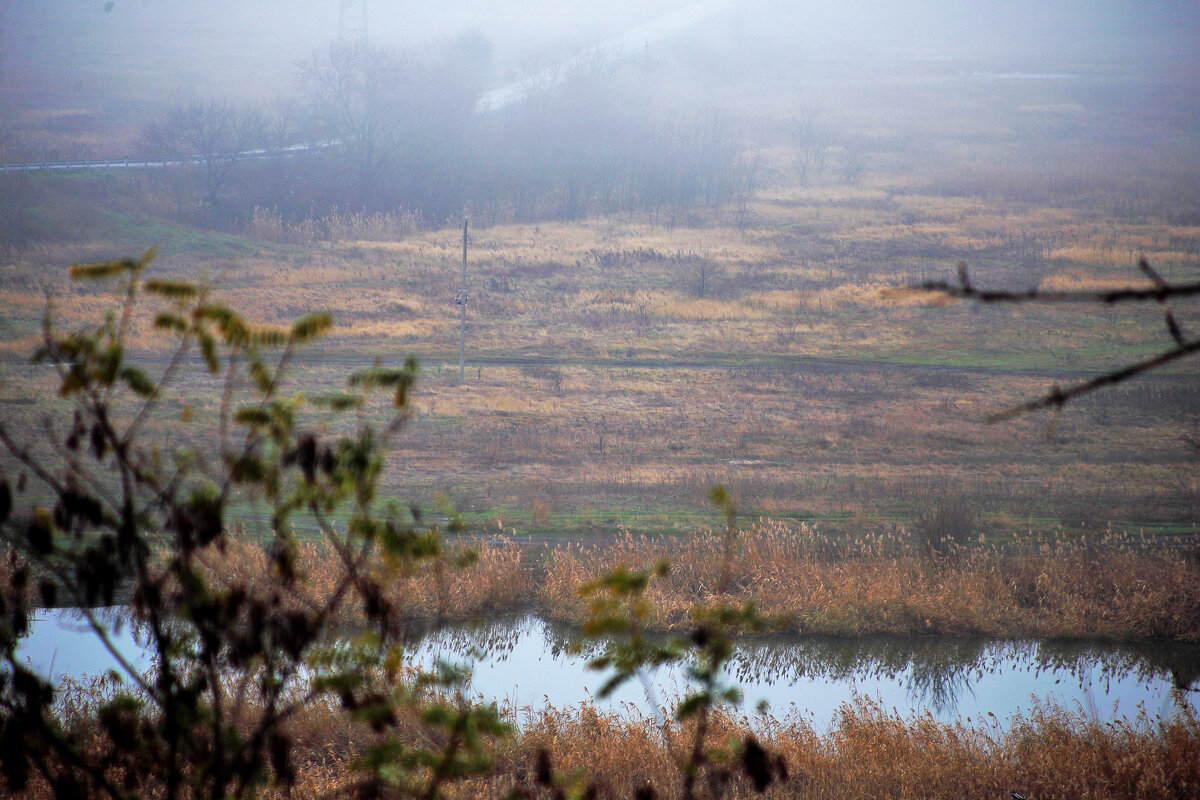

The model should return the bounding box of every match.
[912,486,977,561]
[0,251,505,799]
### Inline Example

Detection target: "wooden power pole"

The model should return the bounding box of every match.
[457,218,468,382]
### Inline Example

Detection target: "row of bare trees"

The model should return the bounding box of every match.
[134,37,754,230]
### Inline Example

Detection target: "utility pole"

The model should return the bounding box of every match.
[456,218,469,382]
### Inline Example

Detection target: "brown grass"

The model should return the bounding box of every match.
[17,687,1198,799]
[542,523,1200,641]
[8,519,1198,642]
[177,536,530,626]
[6,529,1199,797]
[476,699,1200,800]
[4,178,1198,538]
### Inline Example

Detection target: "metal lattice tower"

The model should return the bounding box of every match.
[338,0,368,44]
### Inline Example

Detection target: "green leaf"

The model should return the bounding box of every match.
[119,366,156,397]
[198,332,219,374]
[69,258,138,281]
[59,366,85,397]
[248,355,273,395]
[137,246,158,269]
[153,312,189,334]
[312,393,364,411]
[675,692,711,719]
[196,304,250,346]
[347,357,419,407]
[290,312,333,342]
[97,344,122,386]
[252,328,288,347]
[234,406,272,427]
[348,367,408,389]
[227,454,267,483]
[144,279,199,301]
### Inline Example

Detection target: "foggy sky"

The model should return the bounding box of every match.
[3,0,1198,116]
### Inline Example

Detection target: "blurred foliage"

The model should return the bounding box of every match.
[0,251,505,799]
[576,488,788,800]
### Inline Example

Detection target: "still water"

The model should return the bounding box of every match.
[17,609,1199,732]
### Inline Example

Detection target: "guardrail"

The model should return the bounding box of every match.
[0,140,342,174]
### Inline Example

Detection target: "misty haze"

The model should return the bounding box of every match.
[1,1,1198,798]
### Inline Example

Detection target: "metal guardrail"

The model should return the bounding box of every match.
[0,141,341,174]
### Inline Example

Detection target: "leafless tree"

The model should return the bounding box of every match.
[790,104,829,186]
[141,99,264,205]
[297,42,405,202]
[297,39,483,217]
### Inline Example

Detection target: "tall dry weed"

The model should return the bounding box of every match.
[301,699,1199,800]
[542,522,1200,641]
[167,535,529,627]
[19,690,1196,800]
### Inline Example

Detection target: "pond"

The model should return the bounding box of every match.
[16,609,1199,733]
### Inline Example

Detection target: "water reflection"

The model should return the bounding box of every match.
[412,615,1200,729]
[14,607,150,682]
[729,634,1200,715]
[18,609,1199,732]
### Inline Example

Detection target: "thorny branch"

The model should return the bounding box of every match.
[915,258,1198,422]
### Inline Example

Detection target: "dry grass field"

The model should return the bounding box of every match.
[542,524,1200,640]
[2,170,1198,540]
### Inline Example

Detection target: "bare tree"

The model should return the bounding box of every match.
[689,254,722,299]
[141,99,264,206]
[297,39,483,216]
[297,42,404,204]
[790,104,829,186]
[263,94,300,154]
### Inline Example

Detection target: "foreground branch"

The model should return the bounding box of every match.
[986,339,1200,423]
[914,259,1198,422]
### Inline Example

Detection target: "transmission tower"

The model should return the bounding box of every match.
[338,0,368,44]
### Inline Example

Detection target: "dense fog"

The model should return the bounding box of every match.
[2,0,1199,237]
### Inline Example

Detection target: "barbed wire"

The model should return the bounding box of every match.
[912,258,1198,423]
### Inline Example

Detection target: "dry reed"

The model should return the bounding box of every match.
[177,536,530,626]
[542,522,1200,641]
[18,686,1196,800]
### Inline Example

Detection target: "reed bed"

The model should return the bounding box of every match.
[180,536,530,626]
[19,684,1198,800]
[7,527,1200,798]
[468,699,1200,800]
[541,522,1200,641]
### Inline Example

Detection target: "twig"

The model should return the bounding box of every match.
[915,278,1200,305]
[986,338,1200,423]
[915,259,1198,422]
